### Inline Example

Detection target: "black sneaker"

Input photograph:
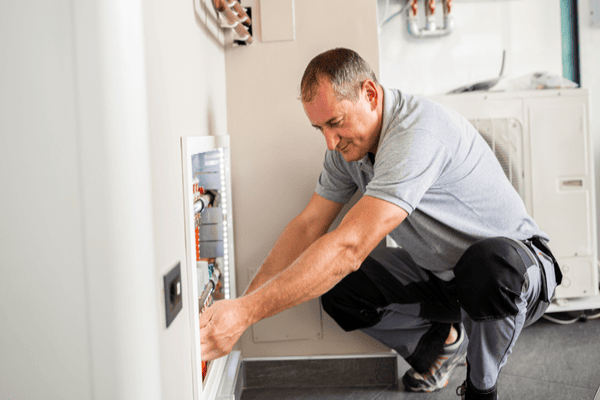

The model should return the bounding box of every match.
[402,324,468,392]
[456,380,498,399]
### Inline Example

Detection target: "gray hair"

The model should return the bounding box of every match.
[300,48,379,103]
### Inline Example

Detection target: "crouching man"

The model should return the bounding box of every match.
[200,48,561,400]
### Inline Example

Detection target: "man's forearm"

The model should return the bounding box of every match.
[241,227,364,326]
[241,195,408,327]
[244,214,327,295]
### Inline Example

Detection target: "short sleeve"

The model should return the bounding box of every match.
[315,150,358,204]
[365,130,449,214]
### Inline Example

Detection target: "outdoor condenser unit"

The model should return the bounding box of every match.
[430,89,599,313]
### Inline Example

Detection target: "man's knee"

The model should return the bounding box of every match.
[321,268,386,331]
[320,282,353,327]
[454,237,528,322]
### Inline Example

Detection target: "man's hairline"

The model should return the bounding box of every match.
[300,75,378,104]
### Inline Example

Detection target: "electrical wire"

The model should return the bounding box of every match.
[542,314,582,325]
[543,309,600,324]
[541,260,600,324]
[381,0,390,24]
[378,0,410,33]
[585,310,600,320]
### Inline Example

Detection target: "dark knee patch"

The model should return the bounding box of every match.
[321,268,387,331]
[454,238,527,321]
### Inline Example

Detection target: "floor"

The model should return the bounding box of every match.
[241,316,600,400]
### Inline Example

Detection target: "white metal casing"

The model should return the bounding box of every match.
[430,89,599,311]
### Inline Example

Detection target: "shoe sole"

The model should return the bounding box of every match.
[402,374,449,393]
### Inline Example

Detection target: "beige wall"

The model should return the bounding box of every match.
[226,0,389,358]
[143,0,228,397]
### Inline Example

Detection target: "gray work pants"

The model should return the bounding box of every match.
[321,237,558,392]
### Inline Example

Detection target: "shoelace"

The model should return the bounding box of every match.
[456,381,467,399]
[421,354,449,379]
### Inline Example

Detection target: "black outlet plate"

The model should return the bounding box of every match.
[164,262,182,328]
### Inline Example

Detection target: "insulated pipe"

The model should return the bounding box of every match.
[230,0,251,25]
[443,0,454,32]
[426,0,436,31]
[199,266,221,311]
[193,193,215,214]
[407,0,454,38]
[213,0,253,44]
[407,0,421,36]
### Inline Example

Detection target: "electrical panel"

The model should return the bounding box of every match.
[182,136,238,399]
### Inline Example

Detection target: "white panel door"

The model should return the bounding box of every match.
[528,100,592,259]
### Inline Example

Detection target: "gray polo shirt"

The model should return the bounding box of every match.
[315,86,547,281]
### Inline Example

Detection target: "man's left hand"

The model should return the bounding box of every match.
[200,298,250,361]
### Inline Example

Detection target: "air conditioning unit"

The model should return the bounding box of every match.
[430,89,599,312]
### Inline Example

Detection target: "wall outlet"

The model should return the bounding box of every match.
[164,262,182,328]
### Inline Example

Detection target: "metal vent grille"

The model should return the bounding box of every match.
[469,118,525,200]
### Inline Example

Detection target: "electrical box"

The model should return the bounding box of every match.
[260,0,296,42]
[181,136,240,400]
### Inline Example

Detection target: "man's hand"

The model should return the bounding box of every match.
[200,298,251,361]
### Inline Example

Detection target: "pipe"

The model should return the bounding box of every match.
[199,265,221,311]
[426,0,436,31]
[213,0,253,44]
[193,193,215,214]
[444,0,454,32]
[230,0,251,25]
[408,0,418,34]
[407,0,454,38]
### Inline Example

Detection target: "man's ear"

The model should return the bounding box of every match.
[363,79,378,109]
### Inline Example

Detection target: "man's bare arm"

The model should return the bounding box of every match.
[243,195,408,323]
[244,193,344,295]
[200,195,407,360]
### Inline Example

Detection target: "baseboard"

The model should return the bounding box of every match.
[240,354,398,389]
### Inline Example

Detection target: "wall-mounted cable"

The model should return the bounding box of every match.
[379,0,412,34]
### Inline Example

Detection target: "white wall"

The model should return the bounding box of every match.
[579,0,600,256]
[143,0,229,398]
[379,0,600,263]
[226,0,389,358]
[0,2,93,398]
[0,0,228,398]
[1,1,164,399]
[377,0,563,96]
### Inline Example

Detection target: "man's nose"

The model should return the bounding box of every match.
[323,129,340,151]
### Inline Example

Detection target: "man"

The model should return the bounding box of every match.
[200,48,562,399]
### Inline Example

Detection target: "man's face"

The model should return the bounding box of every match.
[302,79,380,162]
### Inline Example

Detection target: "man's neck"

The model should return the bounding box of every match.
[368,85,385,155]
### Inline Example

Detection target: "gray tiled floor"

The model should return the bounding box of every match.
[241,317,600,400]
